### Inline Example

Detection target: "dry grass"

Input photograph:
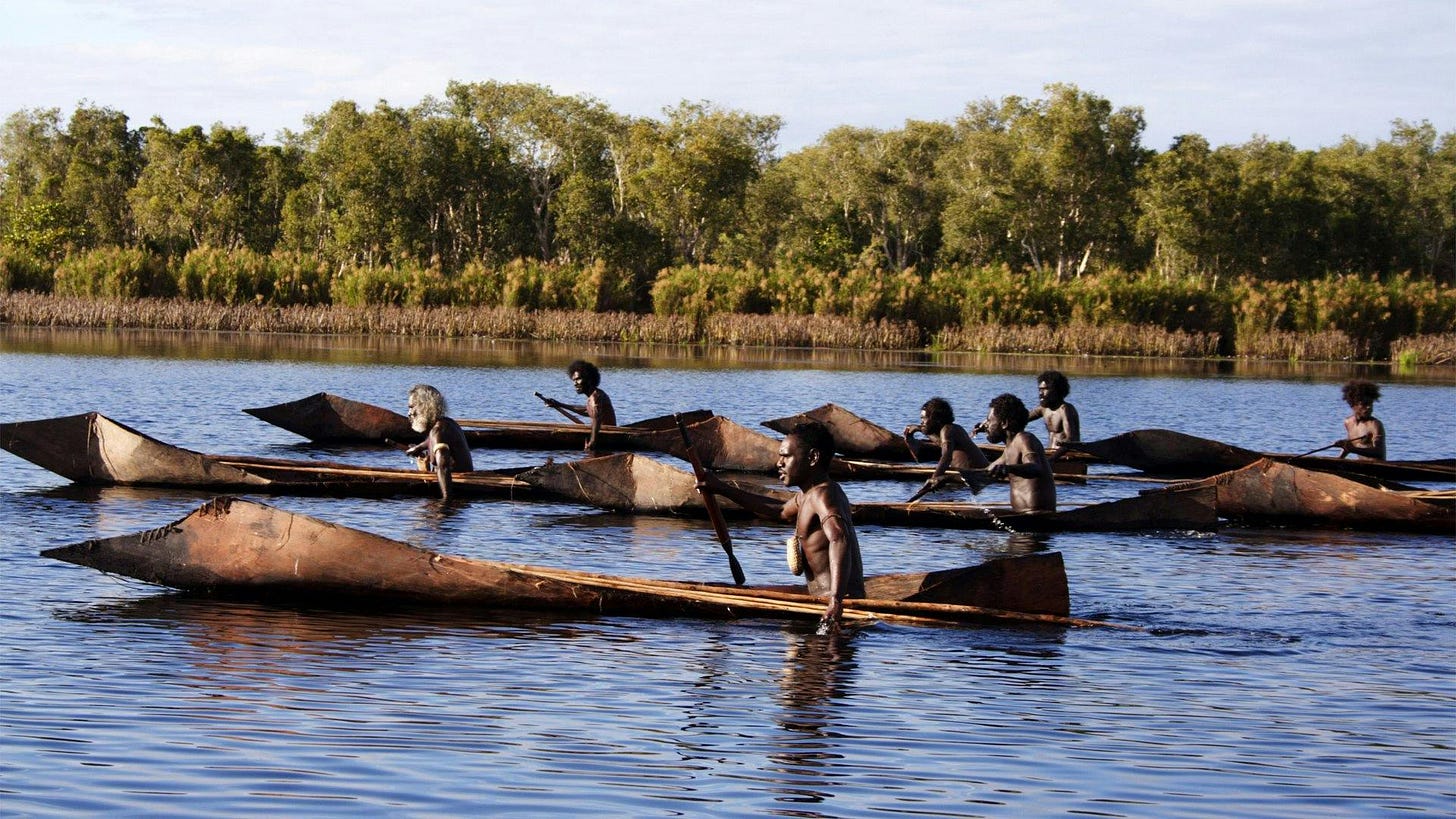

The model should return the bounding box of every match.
[933,321,1221,358]
[1390,333,1456,366]
[1233,329,1365,361]
[6,292,1415,362]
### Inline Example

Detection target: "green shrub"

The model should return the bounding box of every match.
[175,246,275,304]
[331,264,410,307]
[53,247,174,298]
[0,247,53,293]
[267,251,331,306]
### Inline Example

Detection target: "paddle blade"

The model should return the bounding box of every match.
[676,413,745,586]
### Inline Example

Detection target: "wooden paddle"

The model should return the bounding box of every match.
[1289,442,1344,459]
[534,391,587,425]
[675,413,746,586]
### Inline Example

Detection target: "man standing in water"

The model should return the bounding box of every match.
[697,421,866,627]
[903,396,989,495]
[541,360,617,452]
[970,393,1057,513]
[1335,379,1386,460]
[1026,370,1080,451]
[403,384,474,500]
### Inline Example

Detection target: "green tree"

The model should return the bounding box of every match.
[130,120,275,254]
[1226,137,1327,279]
[618,101,781,265]
[941,84,1147,277]
[447,81,624,265]
[1136,134,1242,279]
[59,104,142,248]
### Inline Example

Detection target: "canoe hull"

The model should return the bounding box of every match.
[1068,428,1456,483]
[243,392,713,451]
[764,403,912,461]
[1,412,532,499]
[521,452,1219,532]
[1172,458,1455,533]
[851,485,1219,532]
[1,412,269,487]
[43,498,1075,623]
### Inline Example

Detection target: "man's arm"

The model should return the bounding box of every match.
[1340,419,1386,459]
[585,394,602,451]
[819,510,851,622]
[1061,404,1081,443]
[988,434,1047,478]
[698,472,792,523]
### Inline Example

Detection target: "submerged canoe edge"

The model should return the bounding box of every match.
[42,497,1101,627]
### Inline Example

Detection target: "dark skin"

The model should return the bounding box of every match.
[404,412,473,501]
[1027,380,1080,451]
[1338,399,1386,460]
[543,369,618,452]
[974,407,1056,513]
[903,408,989,492]
[698,434,865,623]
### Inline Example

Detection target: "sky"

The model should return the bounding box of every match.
[1,0,1452,154]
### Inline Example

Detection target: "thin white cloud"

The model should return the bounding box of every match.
[1,0,1450,150]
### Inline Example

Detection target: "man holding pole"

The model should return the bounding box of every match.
[696,420,865,627]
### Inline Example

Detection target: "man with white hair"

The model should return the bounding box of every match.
[404,384,474,500]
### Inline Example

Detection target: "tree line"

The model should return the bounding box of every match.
[2,81,1453,307]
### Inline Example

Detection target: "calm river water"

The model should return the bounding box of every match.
[1,327,1453,817]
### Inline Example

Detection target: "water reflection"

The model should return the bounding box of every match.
[5,325,1446,383]
[766,624,862,807]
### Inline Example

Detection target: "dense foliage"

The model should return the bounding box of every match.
[2,81,1453,359]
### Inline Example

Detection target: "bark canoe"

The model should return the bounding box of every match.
[0,412,533,499]
[243,391,711,448]
[520,452,1219,532]
[763,402,1093,476]
[1066,428,1456,483]
[1164,458,1455,534]
[41,497,1114,628]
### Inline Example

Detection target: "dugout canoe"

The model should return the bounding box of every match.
[1065,428,1456,483]
[763,403,1094,471]
[660,417,1088,480]
[1164,458,1455,534]
[0,412,533,499]
[243,391,712,448]
[520,452,1219,531]
[42,496,1113,628]
[764,403,917,461]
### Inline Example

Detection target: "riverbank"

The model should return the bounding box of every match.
[3,291,1453,364]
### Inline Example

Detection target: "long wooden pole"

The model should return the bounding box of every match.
[1288,442,1343,459]
[523,566,1140,630]
[535,391,587,425]
[676,414,747,586]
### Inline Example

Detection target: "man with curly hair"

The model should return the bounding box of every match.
[903,396,989,496]
[541,360,617,452]
[1026,370,1080,451]
[1336,380,1386,460]
[696,420,865,629]
[971,393,1056,513]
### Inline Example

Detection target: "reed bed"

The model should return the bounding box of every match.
[704,313,924,349]
[1390,333,1456,366]
[3,291,1447,362]
[932,321,1221,358]
[1232,329,1365,362]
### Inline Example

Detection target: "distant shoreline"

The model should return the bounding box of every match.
[4,292,1452,367]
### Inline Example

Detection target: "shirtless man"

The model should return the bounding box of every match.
[971,393,1056,513]
[403,384,474,500]
[903,396,989,495]
[1336,380,1386,460]
[541,360,617,452]
[1026,370,1080,451]
[698,421,866,626]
